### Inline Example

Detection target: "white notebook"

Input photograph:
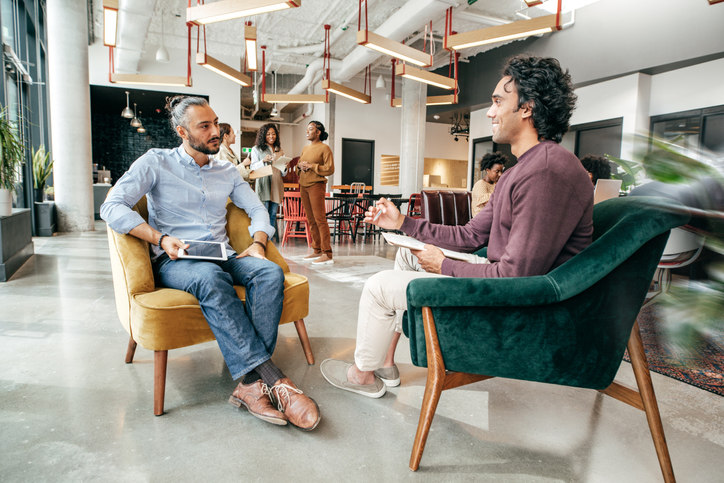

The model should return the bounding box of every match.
[382,232,471,261]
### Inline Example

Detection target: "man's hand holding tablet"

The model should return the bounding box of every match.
[177,240,227,261]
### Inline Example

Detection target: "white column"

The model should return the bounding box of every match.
[399,79,426,198]
[47,0,94,232]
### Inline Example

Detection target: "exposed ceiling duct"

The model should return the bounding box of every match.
[113,0,155,73]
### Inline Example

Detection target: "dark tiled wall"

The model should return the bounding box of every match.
[91,112,180,185]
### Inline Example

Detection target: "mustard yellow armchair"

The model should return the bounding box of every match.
[106,197,313,415]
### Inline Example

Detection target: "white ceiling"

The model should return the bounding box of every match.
[97,0,576,77]
[93,0,595,119]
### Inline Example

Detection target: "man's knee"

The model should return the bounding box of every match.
[363,270,390,301]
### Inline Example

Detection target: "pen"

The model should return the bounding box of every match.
[373,208,383,222]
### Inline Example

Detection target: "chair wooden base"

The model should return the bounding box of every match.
[409,308,675,483]
[126,318,315,416]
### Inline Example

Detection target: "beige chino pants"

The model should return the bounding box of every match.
[353,247,489,371]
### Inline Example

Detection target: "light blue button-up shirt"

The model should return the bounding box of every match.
[101,145,274,259]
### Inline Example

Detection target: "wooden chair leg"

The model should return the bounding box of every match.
[154,350,168,416]
[410,307,447,471]
[628,320,676,483]
[293,319,315,365]
[125,336,137,364]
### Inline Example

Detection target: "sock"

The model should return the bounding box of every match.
[242,370,261,385]
[254,359,285,387]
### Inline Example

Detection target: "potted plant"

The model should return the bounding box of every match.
[0,107,24,216]
[32,144,56,236]
[32,144,53,202]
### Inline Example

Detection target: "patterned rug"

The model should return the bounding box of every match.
[625,304,724,396]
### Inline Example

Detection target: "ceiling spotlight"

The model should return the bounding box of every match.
[375,74,386,90]
[121,90,134,118]
[137,125,146,133]
[433,114,440,120]
[270,105,279,118]
[156,13,170,63]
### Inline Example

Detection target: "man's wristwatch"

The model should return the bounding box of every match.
[158,233,169,248]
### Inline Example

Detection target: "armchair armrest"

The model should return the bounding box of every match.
[406,275,562,309]
[226,201,290,272]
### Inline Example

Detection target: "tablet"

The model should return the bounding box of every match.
[177,240,227,261]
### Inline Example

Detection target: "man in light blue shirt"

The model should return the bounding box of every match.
[101,96,320,431]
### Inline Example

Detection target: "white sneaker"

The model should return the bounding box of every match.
[374,364,400,387]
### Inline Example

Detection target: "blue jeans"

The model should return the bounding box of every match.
[264,201,279,241]
[153,254,285,380]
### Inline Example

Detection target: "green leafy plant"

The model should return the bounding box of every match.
[32,144,53,191]
[0,107,25,190]
[610,134,723,353]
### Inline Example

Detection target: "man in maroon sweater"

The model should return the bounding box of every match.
[321,55,594,398]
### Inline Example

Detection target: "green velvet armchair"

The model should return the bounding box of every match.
[403,196,689,482]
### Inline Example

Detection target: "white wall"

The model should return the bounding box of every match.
[467,58,724,172]
[88,43,242,152]
[329,77,468,193]
[649,58,724,117]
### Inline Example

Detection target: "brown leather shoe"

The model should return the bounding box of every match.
[270,378,321,431]
[229,380,287,426]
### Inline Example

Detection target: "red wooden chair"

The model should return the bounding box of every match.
[281,191,312,246]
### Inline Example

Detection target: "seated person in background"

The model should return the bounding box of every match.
[101,96,320,430]
[580,154,611,185]
[217,123,252,182]
[320,55,594,398]
[471,152,507,216]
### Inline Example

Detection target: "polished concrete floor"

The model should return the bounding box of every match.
[1,223,723,482]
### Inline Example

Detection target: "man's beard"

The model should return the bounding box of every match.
[188,132,220,155]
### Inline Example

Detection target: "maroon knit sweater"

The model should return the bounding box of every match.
[401,141,593,278]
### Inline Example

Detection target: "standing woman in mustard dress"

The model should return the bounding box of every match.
[296,121,334,265]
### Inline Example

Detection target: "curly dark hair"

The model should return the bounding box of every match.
[580,154,612,185]
[502,55,577,143]
[481,151,508,171]
[254,123,281,151]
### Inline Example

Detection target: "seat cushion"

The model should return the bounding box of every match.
[131,272,309,351]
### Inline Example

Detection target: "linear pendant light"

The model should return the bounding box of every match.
[263,94,327,104]
[395,63,456,90]
[187,0,301,25]
[103,0,119,47]
[446,14,558,50]
[196,53,252,87]
[321,79,370,104]
[425,94,457,106]
[245,23,258,71]
[390,94,457,108]
[110,73,188,87]
[356,31,432,67]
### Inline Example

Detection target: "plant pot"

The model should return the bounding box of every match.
[34,201,56,236]
[0,188,12,216]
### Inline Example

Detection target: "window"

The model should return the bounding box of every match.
[571,117,623,159]
[651,105,724,157]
